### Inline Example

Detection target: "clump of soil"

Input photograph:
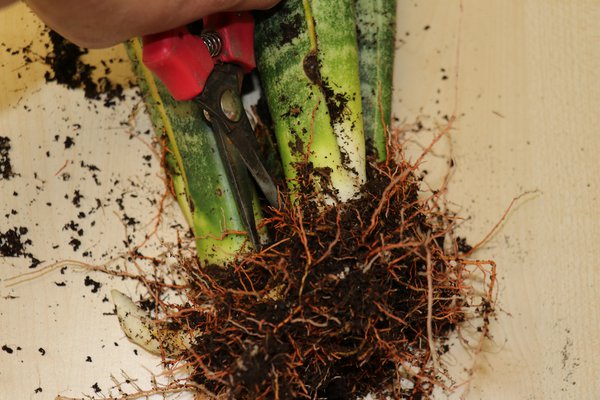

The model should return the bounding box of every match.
[0,226,40,268]
[152,153,496,399]
[1,28,129,106]
[43,30,126,106]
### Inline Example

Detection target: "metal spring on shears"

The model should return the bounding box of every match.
[201,32,223,57]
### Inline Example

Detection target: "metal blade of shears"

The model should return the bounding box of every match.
[198,64,279,209]
[210,118,262,248]
[223,117,279,208]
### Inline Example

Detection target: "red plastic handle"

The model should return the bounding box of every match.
[142,12,255,101]
[143,27,213,101]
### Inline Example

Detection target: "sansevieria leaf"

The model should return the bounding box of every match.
[356,0,396,160]
[255,0,366,203]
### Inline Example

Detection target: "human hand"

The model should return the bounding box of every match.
[2,0,281,48]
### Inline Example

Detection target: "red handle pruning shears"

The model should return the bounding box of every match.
[142,13,279,248]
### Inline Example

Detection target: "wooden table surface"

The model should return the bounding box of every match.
[1,1,599,399]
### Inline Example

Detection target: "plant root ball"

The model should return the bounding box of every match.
[153,154,496,399]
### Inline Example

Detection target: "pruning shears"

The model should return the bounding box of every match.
[142,12,279,248]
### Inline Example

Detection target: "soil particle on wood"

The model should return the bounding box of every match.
[42,30,127,106]
[84,276,102,294]
[2,28,131,110]
[63,136,75,149]
[2,344,14,354]
[91,383,102,393]
[0,136,16,180]
[69,238,82,251]
[0,226,40,268]
[72,190,84,208]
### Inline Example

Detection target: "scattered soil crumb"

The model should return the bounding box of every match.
[2,344,14,354]
[0,227,40,268]
[43,30,127,107]
[0,136,16,180]
[63,136,75,149]
[84,276,102,294]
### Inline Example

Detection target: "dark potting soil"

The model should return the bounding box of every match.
[43,30,126,106]
[2,29,129,106]
[0,226,41,268]
[0,136,16,180]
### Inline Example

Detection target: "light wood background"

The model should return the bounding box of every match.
[1,1,599,399]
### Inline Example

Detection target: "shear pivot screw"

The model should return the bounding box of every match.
[220,89,243,122]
